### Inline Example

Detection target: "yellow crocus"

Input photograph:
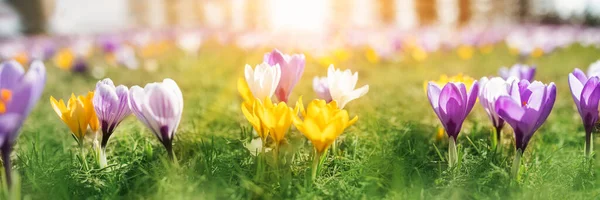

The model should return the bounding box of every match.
[256,98,296,146]
[84,92,100,133]
[365,48,380,64]
[241,98,270,142]
[293,99,358,154]
[237,78,254,111]
[457,45,474,60]
[54,48,75,70]
[423,73,475,93]
[50,92,96,144]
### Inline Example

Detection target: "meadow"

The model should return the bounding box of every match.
[10,43,600,199]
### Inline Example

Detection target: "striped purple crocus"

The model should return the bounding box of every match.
[568,68,600,156]
[427,81,479,167]
[93,78,132,167]
[263,49,305,103]
[129,79,183,160]
[0,60,46,185]
[495,80,556,177]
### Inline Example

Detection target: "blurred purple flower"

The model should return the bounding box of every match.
[499,64,536,82]
[0,60,46,185]
[479,77,513,141]
[313,76,332,102]
[263,49,305,103]
[94,78,131,166]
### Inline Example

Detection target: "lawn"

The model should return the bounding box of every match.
[10,43,600,199]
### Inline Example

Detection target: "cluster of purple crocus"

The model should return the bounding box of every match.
[427,64,557,176]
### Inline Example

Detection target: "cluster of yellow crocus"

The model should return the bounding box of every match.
[50,92,99,145]
[54,48,76,70]
[293,99,358,154]
[238,78,296,147]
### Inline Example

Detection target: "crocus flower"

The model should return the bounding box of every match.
[499,64,536,81]
[0,61,46,186]
[244,63,281,102]
[115,45,139,70]
[568,68,600,156]
[93,78,131,167]
[495,80,556,177]
[587,60,600,78]
[326,65,369,109]
[313,76,332,102]
[479,77,513,142]
[176,31,202,55]
[427,79,479,167]
[129,79,183,160]
[50,91,98,145]
[263,49,305,103]
[293,99,357,179]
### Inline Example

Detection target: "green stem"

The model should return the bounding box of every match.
[79,145,89,171]
[586,131,593,157]
[448,137,457,168]
[512,150,522,179]
[311,151,322,180]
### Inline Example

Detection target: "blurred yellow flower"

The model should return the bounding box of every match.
[50,92,97,144]
[13,52,28,66]
[237,78,254,111]
[531,47,544,58]
[437,127,445,141]
[457,45,474,60]
[479,45,494,54]
[411,47,427,62]
[293,99,357,153]
[54,48,75,70]
[424,73,475,93]
[0,89,12,114]
[365,48,380,64]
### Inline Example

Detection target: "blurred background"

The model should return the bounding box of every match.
[0,0,599,36]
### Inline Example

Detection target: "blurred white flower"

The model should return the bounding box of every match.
[326,65,369,108]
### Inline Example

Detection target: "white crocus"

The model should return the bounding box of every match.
[478,77,513,132]
[244,63,281,101]
[587,60,600,78]
[326,65,369,109]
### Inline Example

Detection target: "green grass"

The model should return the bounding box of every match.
[8,44,600,199]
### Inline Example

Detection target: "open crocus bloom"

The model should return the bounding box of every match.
[0,60,46,186]
[427,81,479,140]
[263,49,305,103]
[499,64,536,82]
[293,99,357,154]
[244,63,281,101]
[129,79,183,159]
[313,76,332,102]
[50,92,97,145]
[479,77,514,140]
[326,65,369,109]
[495,80,556,152]
[568,68,600,155]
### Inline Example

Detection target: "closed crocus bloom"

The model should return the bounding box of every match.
[263,49,305,103]
[241,99,269,142]
[242,97,295,147]
[129,79,183,159]
[499,64,536,81]
[51,92,96,145]
[568,68,600,156]
[0,61,46,186]
[427,79,479,167]
[294,99,357,179]
[479,77,513,142]
[245,63,281,101]
[326,65,369,109]
[94,78,132,166]
[313,76,332,102]
[495,80,556,177]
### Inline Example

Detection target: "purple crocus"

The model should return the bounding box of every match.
[495,80,555,176]
[93,78,132,167]
[0,60,46,185]
[427,81,479,167]
[568,68,600,156]
[313,76,332,102]
[129,79,183,160]
[499,64,536,82]
[263,49,305,103]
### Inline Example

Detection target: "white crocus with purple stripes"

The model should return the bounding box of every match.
[93,78,132,167]
[129,78,183,160]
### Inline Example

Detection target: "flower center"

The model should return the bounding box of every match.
[0,89,13,114]
[522,101,528,107]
